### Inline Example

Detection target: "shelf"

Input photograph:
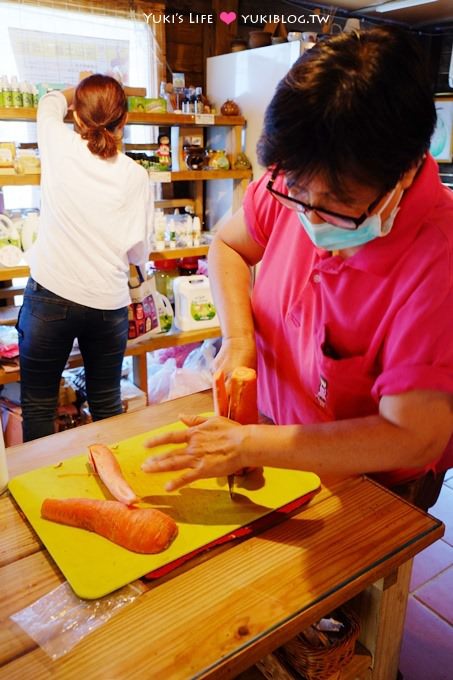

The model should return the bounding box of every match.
[170,170,252,181]
[0,246,210,282]
[149,245,209,260]
[0,267,30,282]
[0,107,37,121]
[0,173,40,186]
[127,112,246,126]
[0,108,246,127]
[0,169,252,186]
[125,326,221,355]
[0,305,20,325]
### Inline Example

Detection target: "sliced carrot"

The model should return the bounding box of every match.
[41,498,178,554]
[88,444,138,506]
[213,369,229,417]
[229,366,258,425]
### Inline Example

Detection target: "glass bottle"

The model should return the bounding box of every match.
[152,259,180,306]
[194,87,203,114]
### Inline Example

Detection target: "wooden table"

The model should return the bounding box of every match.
[0,392,444,680]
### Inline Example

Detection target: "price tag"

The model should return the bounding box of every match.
[195,114,215,125]
[148,171,172,183]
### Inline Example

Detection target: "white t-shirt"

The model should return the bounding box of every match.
[27,90,152,309]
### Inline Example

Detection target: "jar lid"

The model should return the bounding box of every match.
[153,259,179,269]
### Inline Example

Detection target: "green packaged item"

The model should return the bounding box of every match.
[127,96,146,112]
[144,98,166,114]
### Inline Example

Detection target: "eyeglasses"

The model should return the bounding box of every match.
[266,167,385,230]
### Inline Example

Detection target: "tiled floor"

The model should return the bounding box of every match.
[399,472,453,679]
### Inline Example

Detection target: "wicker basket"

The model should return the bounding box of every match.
[276,607,361,680]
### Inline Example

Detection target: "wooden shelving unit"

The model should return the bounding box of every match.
[0,108,252,397]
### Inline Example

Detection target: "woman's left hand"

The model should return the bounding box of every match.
[141,414,247,491]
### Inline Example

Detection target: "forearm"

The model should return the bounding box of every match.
[243,415,442,478]
[208,234,255,342]
[61,88,75,108]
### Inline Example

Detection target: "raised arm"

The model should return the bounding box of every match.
[208,207,264,376]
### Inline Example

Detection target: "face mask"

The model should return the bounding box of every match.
[298,186,401,252]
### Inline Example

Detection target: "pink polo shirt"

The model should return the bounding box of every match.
[243,154,453,485]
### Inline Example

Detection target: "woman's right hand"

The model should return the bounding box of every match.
[212,335,257,378]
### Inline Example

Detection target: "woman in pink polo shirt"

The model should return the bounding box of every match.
[143,26,453,510]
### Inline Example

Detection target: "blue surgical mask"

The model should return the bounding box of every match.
[298,187,401,252]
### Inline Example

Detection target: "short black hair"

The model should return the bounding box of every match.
[257,26,436,198]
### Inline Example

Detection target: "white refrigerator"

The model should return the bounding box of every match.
[205,40,312,229]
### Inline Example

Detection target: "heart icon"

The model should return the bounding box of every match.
[219,11,236,25]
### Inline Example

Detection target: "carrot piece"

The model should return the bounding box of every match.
[88,444,138,506]
[41,498,178,554]
[229,367,258,425]
[213,369,229,417]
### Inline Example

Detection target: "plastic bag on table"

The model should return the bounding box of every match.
[182,338,218,378]
[10,580,146,660]
[147,339,219,404]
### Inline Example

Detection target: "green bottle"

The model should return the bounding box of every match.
[2,77,13,108]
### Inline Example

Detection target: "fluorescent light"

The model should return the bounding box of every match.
[375,0,438,12]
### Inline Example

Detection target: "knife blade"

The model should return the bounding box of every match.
[227,473,235,500]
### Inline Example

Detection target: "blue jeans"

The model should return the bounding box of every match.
[17,278,128,441]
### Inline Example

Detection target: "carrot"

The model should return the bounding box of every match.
[88,444,138,506]
[229,366,258,425]
[41,498,178,554]
[215,367,258,480]
[213,369,229,417]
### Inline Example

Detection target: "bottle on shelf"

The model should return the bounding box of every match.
[1,76,13,108]
[21,81,33,108]
[152,259,180,306]
[10,77,22,108]
[187,87,196,114]
[166,218,177,249]
[181,89,190,114]
[192,216,201,247]
[159,81,173,113]
[194,87,203,115]
[152,210,166,251]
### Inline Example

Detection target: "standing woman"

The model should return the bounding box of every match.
[17,74,151,441]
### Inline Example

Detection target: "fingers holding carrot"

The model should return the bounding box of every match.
[141,414,245,488]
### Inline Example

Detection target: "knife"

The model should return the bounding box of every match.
[213,369,235,500]
[227,473,235,500]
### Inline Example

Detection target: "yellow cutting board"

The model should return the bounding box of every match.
[8,417,320,599]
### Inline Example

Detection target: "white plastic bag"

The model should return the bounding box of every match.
[147,339,219,404]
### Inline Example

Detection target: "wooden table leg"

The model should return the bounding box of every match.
[353,559,413,680]
[132,354,148,397]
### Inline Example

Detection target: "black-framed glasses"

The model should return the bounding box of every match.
[266,166,385,230]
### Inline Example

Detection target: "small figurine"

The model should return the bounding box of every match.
[157,134,171,169]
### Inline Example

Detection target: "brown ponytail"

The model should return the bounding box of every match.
[74,74,127,159]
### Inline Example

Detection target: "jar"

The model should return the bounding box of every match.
[231,38,248,53]
[184,145,205,170]
[151,259,179,306]
[178,257,199,276]
[210,150,230,170]
[248,31,271,49]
